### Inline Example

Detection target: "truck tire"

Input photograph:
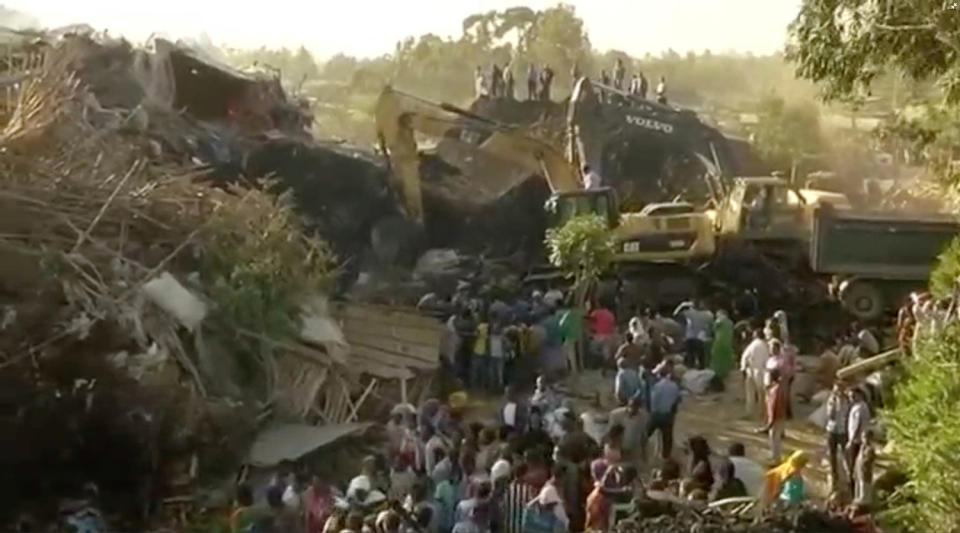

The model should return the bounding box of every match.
[839,279,884,321]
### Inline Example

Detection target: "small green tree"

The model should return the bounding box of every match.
[544,214,615,307]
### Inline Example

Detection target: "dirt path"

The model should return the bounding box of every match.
[562,370,834,498]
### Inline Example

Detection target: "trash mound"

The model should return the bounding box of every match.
[615,501,861,533]
[0,36,339,526]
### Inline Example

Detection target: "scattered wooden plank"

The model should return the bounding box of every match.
[332,302,442,330]
[837,348,900,380]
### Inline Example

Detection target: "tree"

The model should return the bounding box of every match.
[752,94,825,175]
[544,214,615,307]
[786,0,960,103]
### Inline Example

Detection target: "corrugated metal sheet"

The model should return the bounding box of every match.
[247,422,371,466]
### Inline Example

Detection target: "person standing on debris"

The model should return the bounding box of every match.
[503,66,515,100]
[526,64,539,101]
[647,363,681,459]
[475,66,488,99]
[655,76,667,104]
[757,368,788,462]
[582,164,602,190]
[628,73,640,95]
[491,64,503,98]
[638,72,649,99]
[612,58,625,90]
[540,64,555,101]
[825,380,851,492]
[674,300,713,370]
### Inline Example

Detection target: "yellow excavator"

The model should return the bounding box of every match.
[374,86,716,264]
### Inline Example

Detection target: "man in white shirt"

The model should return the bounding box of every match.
[739,329,769,418]
[726,442,764,497]
[846,387,871,488]
[582,164,602,189]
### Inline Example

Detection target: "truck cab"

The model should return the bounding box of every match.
[716,177,852,245]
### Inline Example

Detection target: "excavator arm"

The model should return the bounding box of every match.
[375,86,582,223]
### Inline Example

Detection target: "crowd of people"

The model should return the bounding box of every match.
[475,63,554,102]
[225,284,886,533]
[472,59,668,105]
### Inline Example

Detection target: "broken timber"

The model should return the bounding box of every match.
[331,302,443,381]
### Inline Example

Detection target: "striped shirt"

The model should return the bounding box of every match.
[500,481,538,533]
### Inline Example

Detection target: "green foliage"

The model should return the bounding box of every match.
[753,94,825,172]
[786,0,960,104]
[929,235,960,298]
[875,104,960,184]
[198,189,333,380]
[883,320,960,532]
[544,214,615,293]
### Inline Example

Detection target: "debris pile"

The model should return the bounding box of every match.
[0,33,381,526]
[616,501,861,533]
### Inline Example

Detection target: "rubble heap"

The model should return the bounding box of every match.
[616,500,861,533]
[0,35,356,526]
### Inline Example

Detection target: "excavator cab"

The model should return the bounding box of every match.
[545,188,620,229]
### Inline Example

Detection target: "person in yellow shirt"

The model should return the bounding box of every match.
[472,321,489,389]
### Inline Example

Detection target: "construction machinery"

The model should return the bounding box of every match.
[374,86,715,264]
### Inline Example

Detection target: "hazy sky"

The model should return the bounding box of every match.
[10,1,801,58]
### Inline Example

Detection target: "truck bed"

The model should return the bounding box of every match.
[811,207,960,280]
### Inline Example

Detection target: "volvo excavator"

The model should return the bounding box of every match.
[373,83,871,315]
[374,85,716,265]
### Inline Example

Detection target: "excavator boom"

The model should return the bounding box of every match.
[375,86,582,222]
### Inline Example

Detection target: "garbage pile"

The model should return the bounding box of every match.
[616,500,862,533]
[0,33,360,527]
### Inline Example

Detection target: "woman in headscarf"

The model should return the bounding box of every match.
[709,309,735,381]
[762,450,808,506]
[772,310,790,346]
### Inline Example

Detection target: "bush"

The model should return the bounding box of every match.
[882,320,960,532]
[930,235,960,299]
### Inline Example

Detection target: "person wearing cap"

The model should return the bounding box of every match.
[647,364,681,459]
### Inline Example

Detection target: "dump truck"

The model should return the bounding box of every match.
[811,206,960,320]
